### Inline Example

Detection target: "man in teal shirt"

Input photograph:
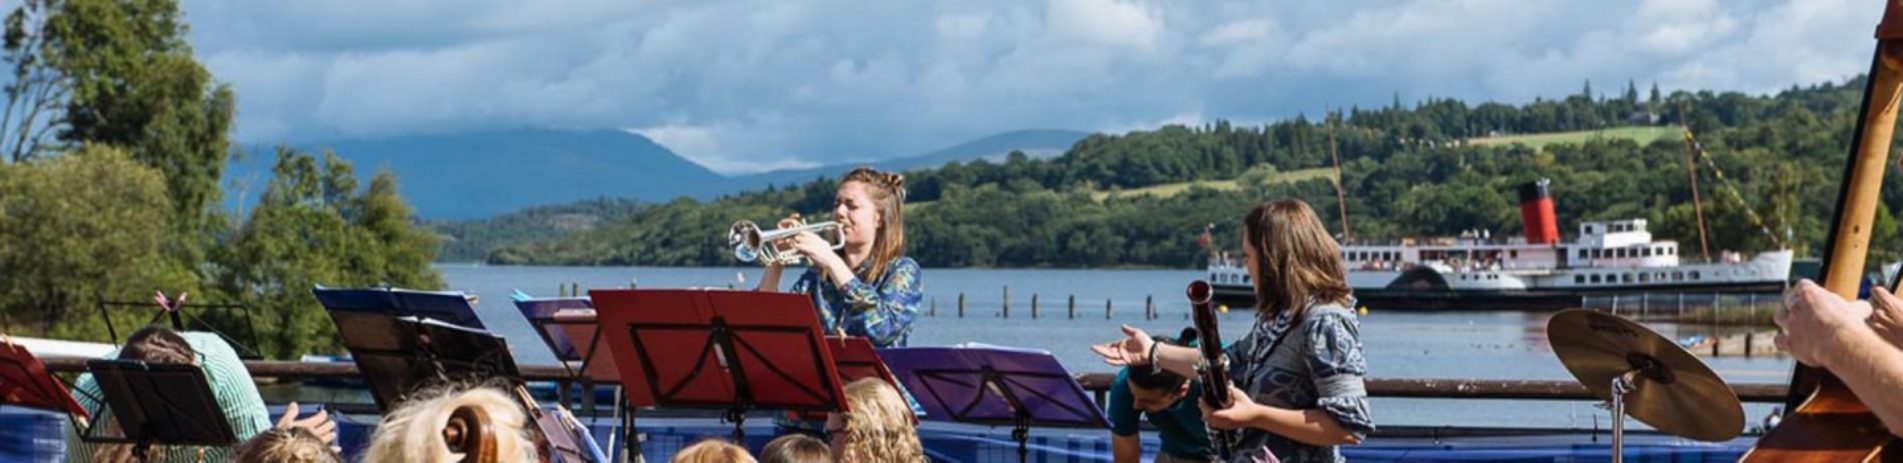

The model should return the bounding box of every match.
[1107,335,1212,463]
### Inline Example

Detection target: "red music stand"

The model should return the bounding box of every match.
[0,339,89,425]
[827,336,898,388]
[590,289,847,446]
[550,309,619,382]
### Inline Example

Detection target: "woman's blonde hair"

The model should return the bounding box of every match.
[362,386,537,463]
[1243,199,1352,322]
[670,439,756,463]
[839,167,907,281]
[835,378,923,463]
[230,427,342,463]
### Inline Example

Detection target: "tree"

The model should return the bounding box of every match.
[0,144,193,338]
[216,148,444,357]
[3,0,235,238]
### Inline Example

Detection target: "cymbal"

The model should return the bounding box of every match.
[1546,309,1744,442]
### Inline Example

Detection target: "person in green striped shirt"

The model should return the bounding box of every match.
[64,326,335,462]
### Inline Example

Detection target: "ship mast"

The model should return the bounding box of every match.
[1678,102,1713,263]
[1329,109,1352,242]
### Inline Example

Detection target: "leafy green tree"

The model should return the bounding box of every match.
[4,0,234,225]
[0,145,193,338]
[216,148,444,357]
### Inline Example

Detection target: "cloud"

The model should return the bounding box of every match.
[179,0,1880,174]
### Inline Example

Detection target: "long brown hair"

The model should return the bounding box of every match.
[1243,199,1351,322]
[839,167,907,282]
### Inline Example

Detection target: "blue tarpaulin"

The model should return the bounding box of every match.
[0,408,1755,463]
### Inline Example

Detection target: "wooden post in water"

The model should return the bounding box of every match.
[1032,294,1039,319]
[1106,298,1113,319]
[930,297,937,317]
[1068,294,1076,319]
[1145,295,1155,320]
[1003,285,1011,318]
[571,282,580,299]
[958,293,966,318]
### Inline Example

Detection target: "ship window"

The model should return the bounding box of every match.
[1690,271,1700,280]
[1575,275,1585,284]
[1579,250,1588,258]
[1642,248,1651,257]
[1673,271,1683,281]
[1510,250,1519,258]
[1622,273,1634,283]
[1639,273,1650,283]
[1586,225,1595,233]
[1590,274,1602,283]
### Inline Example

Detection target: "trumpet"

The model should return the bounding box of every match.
[729,218,844,266]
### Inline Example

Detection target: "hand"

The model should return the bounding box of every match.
[761,214,806,269]
[276,402,338,444]
[1775,279,1875,367]
[1089,325,1154,366]
[1870,286,1903,348]
[1198,385,1261,430]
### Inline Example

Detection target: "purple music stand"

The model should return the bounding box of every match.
[878,344,1109,463]
[511,291,593,362]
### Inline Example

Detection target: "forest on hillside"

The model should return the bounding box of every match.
[473,79,1893,269]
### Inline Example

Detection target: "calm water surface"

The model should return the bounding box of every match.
[437,264,1793,430]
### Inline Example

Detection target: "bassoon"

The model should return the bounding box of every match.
[1187,280,1239,460]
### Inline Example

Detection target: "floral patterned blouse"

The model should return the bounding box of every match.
[790,256,923,347]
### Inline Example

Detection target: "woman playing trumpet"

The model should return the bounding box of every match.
[756,166,923,348]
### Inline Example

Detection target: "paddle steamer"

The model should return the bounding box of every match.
[1207,180,1794,310]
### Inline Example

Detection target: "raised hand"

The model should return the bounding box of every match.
[1089,325,1154,366]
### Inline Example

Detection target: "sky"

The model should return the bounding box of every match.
[179,0,1881,174]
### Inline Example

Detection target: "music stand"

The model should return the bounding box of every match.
[315,286,516,410]
[878,344,1109,463]
[0,338,91,442]
[81,359,237,461]
[512,291,593,362]
[311,286,487,329]
[828,336,899,388]
[590,289,847,446]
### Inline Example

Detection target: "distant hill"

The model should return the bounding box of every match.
[228,128,1086,220]
[228,128,731,219]
[733,129,1088,189]
[425,197,648,262]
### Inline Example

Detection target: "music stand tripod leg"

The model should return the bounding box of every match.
[1609,371,1636,463]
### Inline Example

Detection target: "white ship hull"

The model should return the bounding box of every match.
[1205,218,1794,311]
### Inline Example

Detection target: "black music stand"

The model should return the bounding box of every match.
[591,289,847,448]
[81,359,236,462]
[878,344,1109,463]
[314,287,513,410]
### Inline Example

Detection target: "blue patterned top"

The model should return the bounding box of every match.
[1221,303,1375,463]
[790,256,923,347]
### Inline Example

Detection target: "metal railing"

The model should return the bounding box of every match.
[38,357,1789,408]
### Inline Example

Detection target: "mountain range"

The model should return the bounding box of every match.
[226,128,1087,219]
